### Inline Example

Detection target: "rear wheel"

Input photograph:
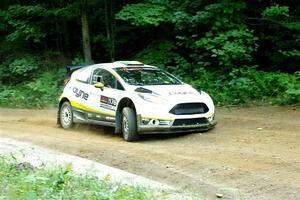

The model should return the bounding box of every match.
[122,107,139,141]
[60,101,73,129]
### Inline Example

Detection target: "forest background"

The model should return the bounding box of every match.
[0,0,299,107]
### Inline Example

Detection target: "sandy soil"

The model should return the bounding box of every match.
[0,106,299,199]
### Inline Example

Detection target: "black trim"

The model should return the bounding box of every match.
[139,127,214,134]
[72,107,116,126]
[134,87,152,93]
[67,65,89,75]
[75,79,89,84]
[173,118,208,126]
[169,103,209,115]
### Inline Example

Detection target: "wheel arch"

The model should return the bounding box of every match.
[57,97,71,125]
[115,97,136,133]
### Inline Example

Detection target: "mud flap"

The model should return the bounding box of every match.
[114,110,122,134]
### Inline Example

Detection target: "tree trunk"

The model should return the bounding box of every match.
[81,0,92,64]
[63,20,70,57]
[110,0,115,62]
[104,0,115,62]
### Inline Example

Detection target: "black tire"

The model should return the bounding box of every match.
[122,107,139,141]
[59,101,74,129]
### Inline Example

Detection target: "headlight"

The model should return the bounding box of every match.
[137,93,168,104]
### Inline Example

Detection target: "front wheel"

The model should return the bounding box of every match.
[60,101,74,129]
[122,107,139,141]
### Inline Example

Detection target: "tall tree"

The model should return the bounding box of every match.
[104,0,115,62]
[81,0,92,63]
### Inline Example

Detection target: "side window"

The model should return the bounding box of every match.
[75,67,92,83]
[116,81,125,90]
[91,68,103,84]
[91,69,117,89]
[102,70,117,88]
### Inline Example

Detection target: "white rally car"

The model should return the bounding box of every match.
[58,61,217,141]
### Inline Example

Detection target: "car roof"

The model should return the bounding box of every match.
[90,61,157,70]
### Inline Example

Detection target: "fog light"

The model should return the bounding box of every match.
[142,118,150,125]
[150,119,160,126]
[207,115,214,122]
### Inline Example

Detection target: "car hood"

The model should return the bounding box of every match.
[129,84,215,114]
[132,84,208,103]
[143,84,197,95]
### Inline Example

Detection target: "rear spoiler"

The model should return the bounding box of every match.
[66,65,88,75]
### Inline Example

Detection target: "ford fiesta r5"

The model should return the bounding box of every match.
[57,61,217,141]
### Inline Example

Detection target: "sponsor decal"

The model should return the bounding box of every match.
[169,91,194,95]
[73,87,89,100]
[100,95,117,111]
[100,96,117,106]
[100,104,116,111]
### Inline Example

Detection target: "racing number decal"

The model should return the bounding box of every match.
[100,95,117,111]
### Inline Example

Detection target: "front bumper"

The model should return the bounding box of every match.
[137,115,217,134]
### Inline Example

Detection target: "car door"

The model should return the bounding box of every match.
[86,67,124,123]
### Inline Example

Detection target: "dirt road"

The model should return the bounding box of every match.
[0,106,299,199]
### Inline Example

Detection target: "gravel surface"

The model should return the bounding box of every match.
[0,105,299,199]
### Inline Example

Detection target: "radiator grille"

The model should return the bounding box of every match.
[169,103,209,115]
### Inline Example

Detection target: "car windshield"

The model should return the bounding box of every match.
[114,67,182,86]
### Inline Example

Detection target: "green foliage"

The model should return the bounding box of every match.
[116,3,171,26]
[284,22,300,31]
[188,68,300,105]
[279,49,300,58]
[53,2,80,19]
[262,4,289,20]
[8,57,38,77]
[0,55,40,85]
[0,69,66,108]
[135,40,190,76]
[0,155,156,199]
[0,52,68,108]
[190,1,258,70]
[196,28,258,69]
[0,0,299,107]
[0,11,6,31]
[4,5,49,43]
[135,40,176,66]
[71,54,86,65]
[259,4,300,71]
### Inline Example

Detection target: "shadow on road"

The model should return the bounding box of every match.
[73,123,207,142]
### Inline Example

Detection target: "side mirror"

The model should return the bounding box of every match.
[95,82,104,90]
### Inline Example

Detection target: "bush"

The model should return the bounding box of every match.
[8,56,39,77]
[187,68,300,105]
[0,69,66,108]
[195,27,258,69]
[0,50,298,108]
[135,40,190,77]
[0,55,39,84]
[0,51,70,108]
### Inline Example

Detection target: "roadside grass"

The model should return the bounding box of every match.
[0,155,158,200]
